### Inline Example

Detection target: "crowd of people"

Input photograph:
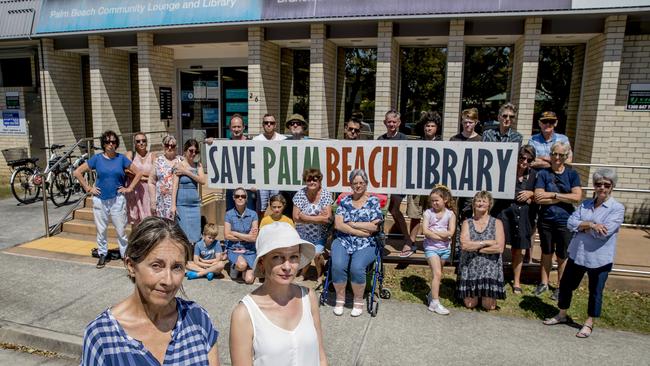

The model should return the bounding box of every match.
[78,102,626,365]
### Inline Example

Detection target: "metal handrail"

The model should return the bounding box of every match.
[42,130,169,237]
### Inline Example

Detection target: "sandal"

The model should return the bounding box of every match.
[399,245,416,258]
[543,315,569,325]
[351,302,364,317]
[513,286,523,295]
[576,324,593,338]
[333,300,345,316]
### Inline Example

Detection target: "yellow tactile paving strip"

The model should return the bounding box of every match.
[20,236,117,256]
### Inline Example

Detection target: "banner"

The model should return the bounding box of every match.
[206,140,518,199]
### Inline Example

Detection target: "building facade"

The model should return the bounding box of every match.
[1,0,649,222]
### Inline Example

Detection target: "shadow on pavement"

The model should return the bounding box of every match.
[519,295,558,320]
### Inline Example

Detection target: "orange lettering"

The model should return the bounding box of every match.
[368,147,382,187]
[326,147,340,187]
[341,147,352,187]
[382,147,398,187]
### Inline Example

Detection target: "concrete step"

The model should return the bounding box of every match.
[62,219,132,238]
[73,207,94,221]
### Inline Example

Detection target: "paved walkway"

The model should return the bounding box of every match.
[0,253,648,365]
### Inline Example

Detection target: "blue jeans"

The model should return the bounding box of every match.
[558,258,612,318]
[330,238,376,285]
[92,194,128,257]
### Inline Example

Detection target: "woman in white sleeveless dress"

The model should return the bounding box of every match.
[229,222,328,366]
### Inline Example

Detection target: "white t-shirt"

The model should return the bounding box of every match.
[253,132,287,141]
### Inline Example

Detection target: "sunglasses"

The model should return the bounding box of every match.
[135,139,147,144]
[518,156,534,163]
[105,140,117,145]
[501,114,516,120]
[263,121,276,126]
[165,143,177,149]
[288,121,303,127]
[234,194,247,199]
[540,120,556,125]
[551,152,568,159]
[347,128,360,133]
[187,148,198,154]
[306,176,321,182]
[595,182,612,188]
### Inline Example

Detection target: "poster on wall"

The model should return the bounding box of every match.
[626,83,650,111]
[1,110,27,136]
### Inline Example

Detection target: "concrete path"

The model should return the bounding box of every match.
[0,349,76,366]
[0,252,648,365]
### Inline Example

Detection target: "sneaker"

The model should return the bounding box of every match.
[206,272,215,281]
[96,255,106,269]
[550,288,559,301]
[534,283,549,296]
[428,301,450,315]
[229,267,239,280]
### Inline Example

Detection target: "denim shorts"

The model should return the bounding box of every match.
[227,250,256,269]
[425,247,450,260]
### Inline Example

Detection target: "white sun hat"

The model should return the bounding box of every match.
[253,222,316,278]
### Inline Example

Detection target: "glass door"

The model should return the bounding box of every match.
[180,69,220,138]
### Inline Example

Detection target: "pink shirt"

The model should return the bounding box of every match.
[423,208,453,250]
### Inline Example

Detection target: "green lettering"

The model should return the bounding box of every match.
[263,147,276,184]
[278,147,291,184]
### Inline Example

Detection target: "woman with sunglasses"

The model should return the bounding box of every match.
[543,168,624,338]
[172,139,206,244]
[533,141,582,299]
[225,188,259,284]
[148,135,181,220]
[292,168,333,280]
[74,130,143,268]
[125,132,154,226]
[499,145,538,294]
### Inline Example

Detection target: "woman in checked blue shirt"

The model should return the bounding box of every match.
[543,168,625,339]
[81,217,220,365]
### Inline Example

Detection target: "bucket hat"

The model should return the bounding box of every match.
[253,222,315,278]
[285,113,308,128]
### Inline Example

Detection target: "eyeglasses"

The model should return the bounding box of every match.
[234,194,247,199]
[595,182,612,188]
[347,128,360,133]
[540,120,556,125]
[105,140,117,145]
[306,176,321,182]
[518,156,534,163]
[263,121,276,126]
[187,148,198,154]
[135,139,147,144]
[501,114,516,120]
[551,152,568,159]
[288,121,303,127]
[164,143,177,149]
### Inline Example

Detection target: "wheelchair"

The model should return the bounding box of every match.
[319,193,391,317]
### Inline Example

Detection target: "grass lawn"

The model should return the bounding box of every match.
[383,264,650,334]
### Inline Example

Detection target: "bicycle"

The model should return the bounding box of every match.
[3,144,73,206]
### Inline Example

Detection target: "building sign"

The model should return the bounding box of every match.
[205,139,518,198]
[572,0,650,9]
[36,0,572,34]
[5,92,20,109]
[159,87,173,120]
[1,110,27,136]
[627,83,650,111]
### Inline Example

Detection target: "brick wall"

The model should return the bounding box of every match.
[248,27,280,136]
[310,24,337,138]
[137,33,175,137]
[373,21,399,139]
[0,88,30,182]
[442,20,465,140]
[88,36,132,149]
[279,48,294,132]
[564,45,585,145]
[39,38,85,149]
[510,17,542,141]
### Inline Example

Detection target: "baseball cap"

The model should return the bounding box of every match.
[539,111,558,121]
[253,222,316,278]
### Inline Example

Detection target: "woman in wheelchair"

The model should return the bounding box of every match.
[330,169,383,317]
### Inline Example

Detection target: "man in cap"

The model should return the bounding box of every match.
[285,113,308,140]
[528,111,572,169]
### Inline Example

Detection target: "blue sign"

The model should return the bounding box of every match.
[37,0,263,34]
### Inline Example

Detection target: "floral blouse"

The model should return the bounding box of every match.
[335,195,383,254]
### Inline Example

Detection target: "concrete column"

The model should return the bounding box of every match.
[248,27,280,136]
[442,20,465,141]
[39,38,85,148]
[309,24,337,138]
[564,45,585,145]
[88,35,132,146]
[373,21,399,139]
[137,33,175,137]
[510,17,542,141]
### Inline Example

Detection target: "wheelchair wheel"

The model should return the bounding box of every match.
[380,288,391,299]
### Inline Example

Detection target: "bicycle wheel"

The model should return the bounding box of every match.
[10,166,39,204]
[50,170,72,207]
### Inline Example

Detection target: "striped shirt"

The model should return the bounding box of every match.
[81,298,218,366]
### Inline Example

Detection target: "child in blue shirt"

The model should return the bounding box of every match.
[186,223,227,280]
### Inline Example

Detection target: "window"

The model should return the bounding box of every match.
[341,48,377,138]
[0,58,33,87]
